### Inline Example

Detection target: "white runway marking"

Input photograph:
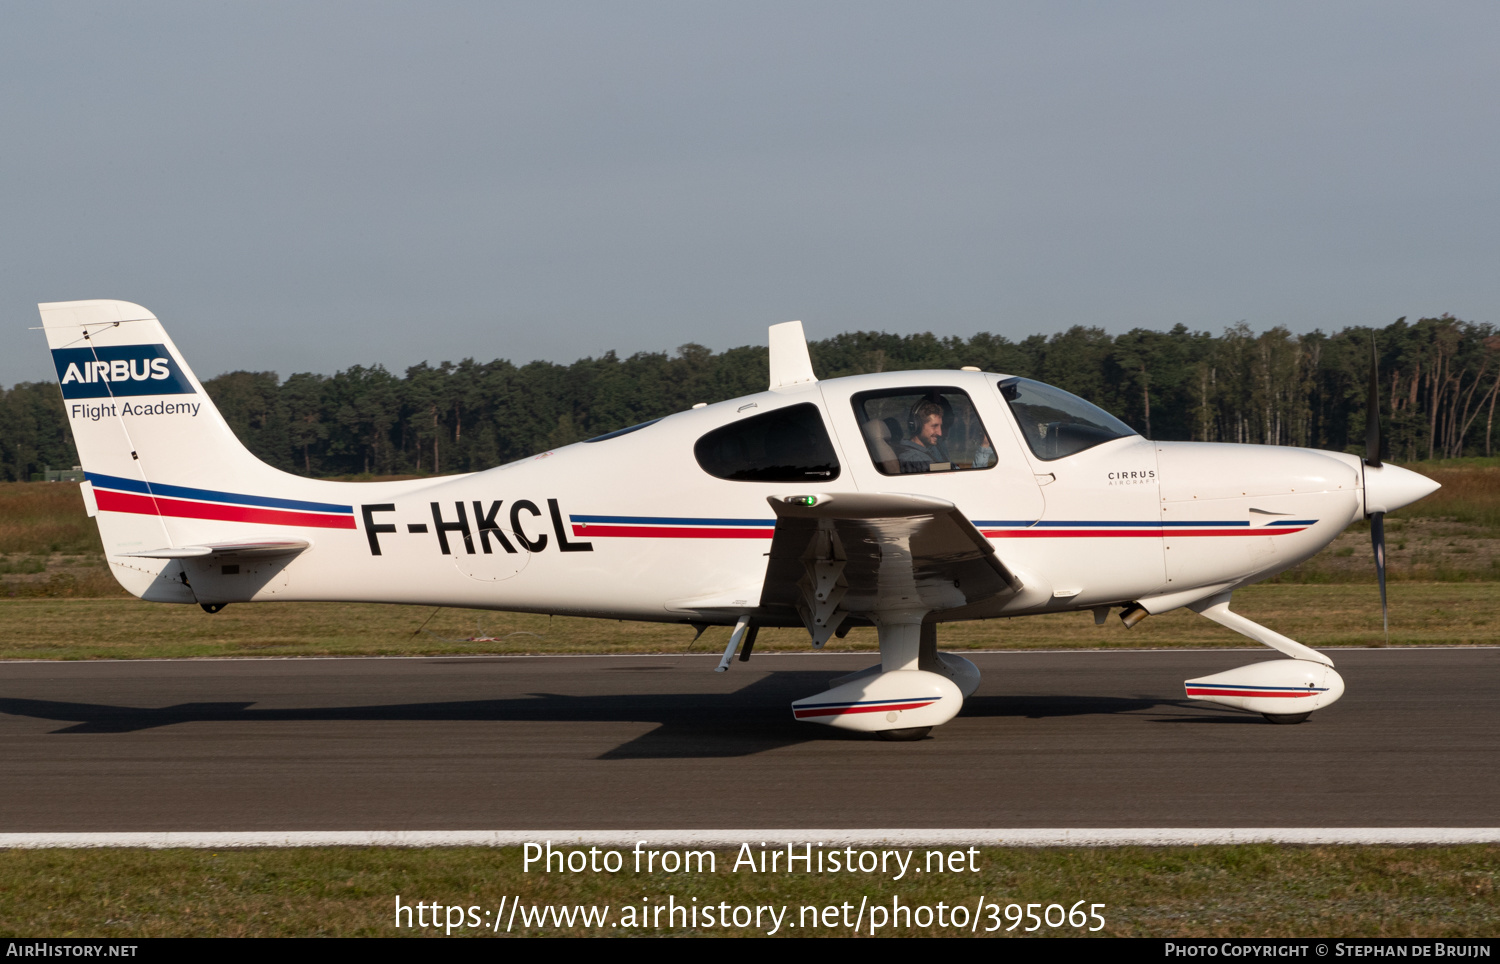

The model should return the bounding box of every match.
[3,828,1498,848]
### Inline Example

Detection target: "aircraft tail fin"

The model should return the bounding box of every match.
[39,300,351,600]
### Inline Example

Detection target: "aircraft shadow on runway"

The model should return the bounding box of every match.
[0,673,1207,758]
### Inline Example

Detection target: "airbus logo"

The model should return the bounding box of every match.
[52,345,194,399]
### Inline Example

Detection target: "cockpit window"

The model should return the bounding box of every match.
[694,403,840,482]
[851,387,995,476]
[998,377,1137,461]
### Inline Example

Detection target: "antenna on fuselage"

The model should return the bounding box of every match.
[768,320,817,390]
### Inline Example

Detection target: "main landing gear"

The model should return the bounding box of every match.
[789,616,978,739]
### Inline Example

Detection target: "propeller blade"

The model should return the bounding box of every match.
[1371,510,1388,641]
[1364,333,1382,467]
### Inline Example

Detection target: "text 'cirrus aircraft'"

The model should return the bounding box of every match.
[40,300,1440,740]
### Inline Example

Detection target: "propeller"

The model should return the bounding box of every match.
[1364,333,1388,640]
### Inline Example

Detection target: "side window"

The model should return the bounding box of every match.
[851,388,995,476]
[694,403,840,482]
[998,377,1138,461]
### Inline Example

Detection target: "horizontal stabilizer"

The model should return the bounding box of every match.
[120,539,311,559]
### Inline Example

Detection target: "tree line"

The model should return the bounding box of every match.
[2,315,1497,482]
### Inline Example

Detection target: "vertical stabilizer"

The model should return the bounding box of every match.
[768,320,817,390]
[39,300,322,598]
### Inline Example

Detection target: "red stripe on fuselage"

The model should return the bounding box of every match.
[573,525,1310,540]
[572,524,773,539]
[94,489,357,530]
[982,527,1309,539]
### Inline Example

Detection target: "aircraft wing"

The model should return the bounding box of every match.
[759,493,1019,643]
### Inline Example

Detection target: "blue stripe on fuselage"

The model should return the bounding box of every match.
[571,514,776,527]
[84,472,352,515]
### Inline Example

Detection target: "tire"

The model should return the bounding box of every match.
[1262,712,1311,725]
[875,726,932,742]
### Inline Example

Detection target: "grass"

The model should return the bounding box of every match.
[0,582,1493,660]
[1395,462,1500,532]
[0,483,102,555]
[0,481,118,599]
[0,845,1494,937]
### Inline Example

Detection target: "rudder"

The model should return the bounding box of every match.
[41,299,311,599]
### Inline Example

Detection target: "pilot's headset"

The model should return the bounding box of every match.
[906,393,953,439]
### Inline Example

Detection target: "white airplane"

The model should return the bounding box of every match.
[39,300,1440,739]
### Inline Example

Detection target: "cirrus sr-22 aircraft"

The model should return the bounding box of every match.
[40,300,1440,739]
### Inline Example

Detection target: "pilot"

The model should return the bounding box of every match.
[896,400,949,472]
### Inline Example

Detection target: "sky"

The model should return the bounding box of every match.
[4,2,1498,386]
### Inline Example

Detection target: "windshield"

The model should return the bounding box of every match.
[998,377,1137,461]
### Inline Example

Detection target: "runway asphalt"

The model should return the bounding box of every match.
[0,649,1494,832]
